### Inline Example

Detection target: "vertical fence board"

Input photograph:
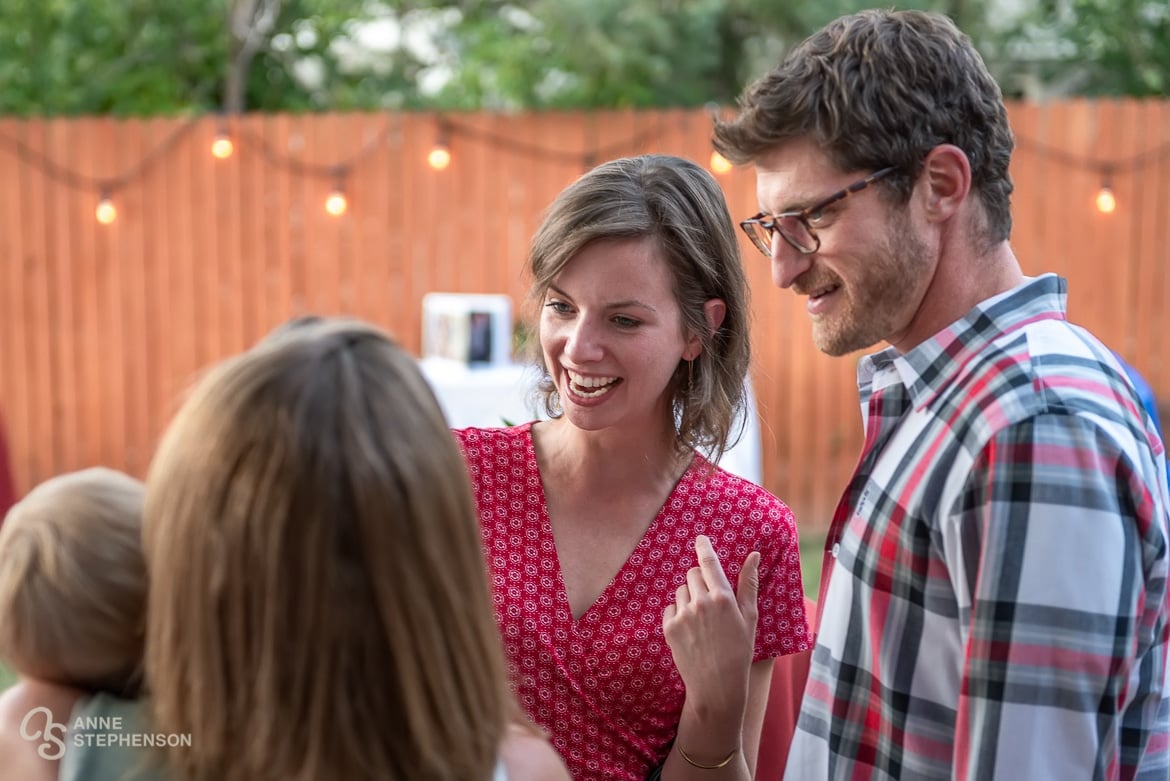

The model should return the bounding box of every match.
[140,118,174,457]
[1129,101,1166,382]
[372,117,406,341]
[345,113,384,325]
[91,118,127,472]
[1151,101,1170,394]
[6,122,36,488]
[234,115,264,344]
[1089,100,1127,353]
[71,120,104,477]
[166,118,200,416]
[261,114,295,332]
[1066,100,1109,335]
[409,112,447,345]
[24,120,56,483]
[46,119,79,476]
[1007,103,1043,275]
[213,115,246,357]
[115,118,149,476]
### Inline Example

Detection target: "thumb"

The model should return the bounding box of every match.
[737,550,761,616]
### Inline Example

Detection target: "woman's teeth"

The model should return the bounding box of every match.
[567,370,619,398]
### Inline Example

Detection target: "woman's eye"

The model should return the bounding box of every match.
[806,208,828,225]
[612,316,638,328]
[544,300,571,314]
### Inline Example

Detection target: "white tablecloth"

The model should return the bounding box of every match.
[420,358,763,486]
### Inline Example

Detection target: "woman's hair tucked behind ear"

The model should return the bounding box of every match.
[144,319,513,781]
[527,154,752,464]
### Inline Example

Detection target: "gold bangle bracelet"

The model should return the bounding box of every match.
[677,745,737,770]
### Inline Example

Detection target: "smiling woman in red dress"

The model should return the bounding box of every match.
[455,154,810,781]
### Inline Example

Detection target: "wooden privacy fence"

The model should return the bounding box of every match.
[1,101,1168,531]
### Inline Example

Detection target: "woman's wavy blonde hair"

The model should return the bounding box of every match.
[144,318,514,781]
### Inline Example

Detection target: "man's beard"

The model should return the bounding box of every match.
[808,217,931,357]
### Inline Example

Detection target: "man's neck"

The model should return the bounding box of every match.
[890,241,1024,354]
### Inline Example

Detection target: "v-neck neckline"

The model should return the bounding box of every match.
[521,422,699,626]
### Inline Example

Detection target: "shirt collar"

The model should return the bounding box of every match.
[857,273,1069,409]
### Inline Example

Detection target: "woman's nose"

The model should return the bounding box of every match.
[564,318,604,363]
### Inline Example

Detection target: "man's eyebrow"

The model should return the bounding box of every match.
[763,189,823,215]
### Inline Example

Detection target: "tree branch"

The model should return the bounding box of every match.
[225,0,284,113]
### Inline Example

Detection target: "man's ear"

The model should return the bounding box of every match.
[685,298,727,359]
[918,144,971,223]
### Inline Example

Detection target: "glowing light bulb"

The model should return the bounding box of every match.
[325,190,348,216]
[710,151,733,175]
[1095,186,1116,214]
[211,133,234,159]
[95,197,117,225]
[428,145,451,170]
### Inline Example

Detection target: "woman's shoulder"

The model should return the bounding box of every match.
[684,457,796,521]
[497,723,570,781]
[452,422,534,448]
[452,423,536,468]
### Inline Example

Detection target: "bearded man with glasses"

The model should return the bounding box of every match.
[715,9,1170,781]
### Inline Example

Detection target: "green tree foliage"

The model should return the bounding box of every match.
[425,0,759,108]
[1002,0,1169,96]
[408,0,965,108]
[0,0,1164,117]
[0,0,226,114]
[0,0,379,115]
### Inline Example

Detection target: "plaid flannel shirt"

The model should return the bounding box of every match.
[786,274,1170,781]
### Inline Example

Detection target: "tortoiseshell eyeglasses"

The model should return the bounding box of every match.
[740,166,898,256]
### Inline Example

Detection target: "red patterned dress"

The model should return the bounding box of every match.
[454,423,810,781]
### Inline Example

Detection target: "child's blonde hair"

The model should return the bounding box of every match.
[0,467,146,695]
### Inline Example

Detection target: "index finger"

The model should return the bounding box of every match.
[694,535,732,592]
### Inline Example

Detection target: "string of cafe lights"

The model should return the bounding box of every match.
[0,117,202,225]
[0,111,1167,223]
[1013,135,1170,214]
[0,112,685,225]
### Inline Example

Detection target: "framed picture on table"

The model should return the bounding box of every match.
[421,293,513,367]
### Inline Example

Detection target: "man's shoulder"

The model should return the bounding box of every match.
[947,318,1118,409]
[931,320,1156,467]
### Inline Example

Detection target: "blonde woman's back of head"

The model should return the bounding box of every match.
[144,318,513,781]
[0,467,145,694]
